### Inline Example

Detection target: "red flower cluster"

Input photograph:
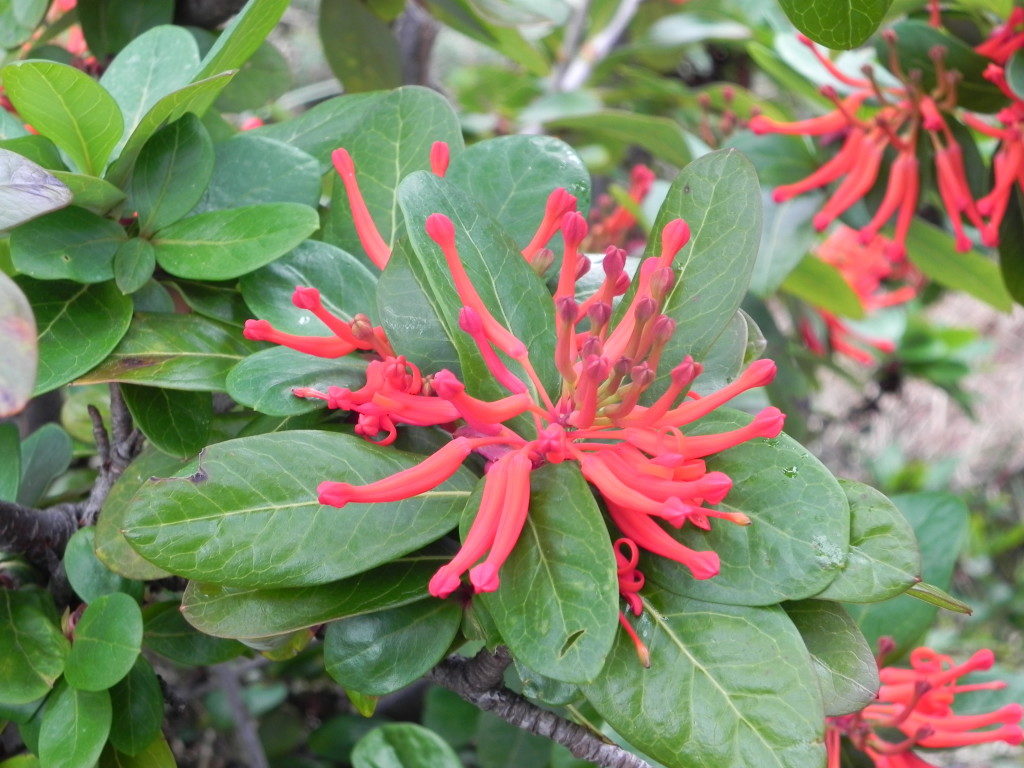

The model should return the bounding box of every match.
[827,641,1023,768]
[244,142,784,651]
[801,225,917,364]
[586,164,656,251]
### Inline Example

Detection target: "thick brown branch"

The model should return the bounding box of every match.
[429,648,652,768]
[81,385,142,525]
[0,500,79,564]
[173,0,247,28]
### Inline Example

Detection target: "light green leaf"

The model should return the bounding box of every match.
[351,723,463,768]
[249,92,377,164]
[49,171,125,214]
[0,589,69,706]
[546,110,691,167]
[194,0,290,81]
[778,0,891,49]
[38,682,111,768]
[98,735,176,768]
[0,0,48,49]
[10,206,126,283]
[113,239,157,294]
[0,147,72,229]
[215,40,291,112]
[64,592,143,691]
[780,253,866,319]
[63,527,143,604]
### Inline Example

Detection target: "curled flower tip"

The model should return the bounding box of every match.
[425,212,456,246]
[428,568,463,599]
[660,219,691,262]
[699,471,734,504]
[243,319,273,341]
[752,406,786,438]
[318,481,355,507]
[430,369,465,399]
[741,358,778,387]
[747,115,776,135]
[562,211,589,248]
[430,141,450,177]
[548,187,578,217]
[331,147,355,176]
[469,562,500,593]
[689,550,721,580]
[291,286,322,310]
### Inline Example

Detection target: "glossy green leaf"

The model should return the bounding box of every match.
[319,0,401,92]
[142,601,245,665]
[168,280,250,327]
[0,135,62,169]
[323,87,463,260]
[0,588,69,705]
[95,447,182,581]
[195,0,289,80]
[226,347,367,416]
[904,582,972,614]
[152,203,319,280]
[17,278,133,395]
[905,221,1013,312]
[784,600,879,717]
[324,598,461,695]
[63,527,143,604]
[0,272,37,416]
[642,149,762,397]
[113,239,157,294]
[98,735,176,768]
[847,493,969,656]
[121,430,476,588]
[107,658,163,756]
[2,61,123,175]
[121,385,213,457]
[64,592,143,691]
[181,556,443,639]
[194,134,320,213]
[76,313,258,390]
[581,587,824,768]
[77,0,174,58]
[99,25,201,139]
[0,0,48,49]
[250,92,377,164]
[815,480,919,603]
[105,72,235,187]
[49,172,125,214]
[240,240,378,333]
[0,423,19,500]
[10,206,126,282]
[780,252,866,319]
[479,463,618,684]
[445,135,590,250]
[128,113,214,235]
[422,688,479,751]
[646,408,849,606]
[0,147,72,229]
[997,186,1024,306]
[475,712,552,768]
[351,723,463,768]
[215,40,291,112]
[547,110,691,167]
[17,422,72,506]
[398,172,559,398]
[38,683,111,768]
[778,0,890,49]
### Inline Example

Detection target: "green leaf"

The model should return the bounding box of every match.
[0,0,48,49]
[38,682,111,768]
[181,556,444,639]
[121,385,213,457]
[113,239,157,294]
[324,599,461,695]
[17,422,72,506]
[322,87,463,260]
[815,480,919,603]
[194,0,290,81]
[0,107,29,140]
[152,203,319,280]
[76,312,258,390]
[784,600,879,717]
[95,447,182,581]
[1007,50,1024,101]
[128,113,214,235]
[2,60,124,176]
[10,206,126,282]
[478,463,618,684]
[475,713,552,768]
[778,0,891,49]
[77,0,174,59]
[226,347,367,417]
[17,278,133,395]
[351,723,463,768]
[0,589,69,705]
[780,253,866,319]
[250,93,377,164]
[546,110,691,167]
[105,72,235,187]
[194,134,320,212]
[107,658,163,756]
[0,135,62,169]
[422,688,479,751]
[904,581,972,614]
[847,493,969,656]
[0,423,19,500]
[319,0,402,93]
[0,272,37,416]
[444,135,590,250]
[64,592,143,691]
[49,172,125,214]
[0,147,72,229]
[239,240,378,333]
[169,279,250,327]
[749,194,822,297]
[581,587,825,768]
[98,735,176,768]
[98,25,201,140]
[643,149,763,397]
[398,172,559,398]
[121,430,476,588]
[215,40,291,112]
[645,408,850,606]
[997,186,1024,306]
[142,601,245,665]
[63,527,143,604]
[904,221,1013,312]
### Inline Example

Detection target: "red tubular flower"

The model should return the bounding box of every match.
[331,149,392,269]
[588,165,657,249]
[828,642,1024,767]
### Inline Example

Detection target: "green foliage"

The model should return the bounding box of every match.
[778,0,892,49]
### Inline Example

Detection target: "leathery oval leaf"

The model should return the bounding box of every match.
[64,592,143,691]
[0,588,70,705]
[38,682,112,768]
[580,587,825,768]
[121,430,476,588]
[645,407,850,606]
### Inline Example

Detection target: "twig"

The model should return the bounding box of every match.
[396,1,439,87]
[556,0,643,92]
[554,0,594,86]
[211,663,270,768]
[80,384,142,525]
[428,648,653,768]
